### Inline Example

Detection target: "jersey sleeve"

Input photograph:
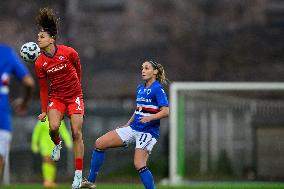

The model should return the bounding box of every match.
[69,47,81,82]
[34,57,48,112]
[34,57,46,79]
[9,48,29,80]
[155,86,169,107]
[39,78,49,113]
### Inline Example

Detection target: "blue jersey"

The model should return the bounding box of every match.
[130,80,168,139]
[0,44,29,131]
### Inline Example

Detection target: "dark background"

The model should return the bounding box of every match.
[1,0,284,183]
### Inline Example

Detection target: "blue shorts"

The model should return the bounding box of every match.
[0,111,12,132]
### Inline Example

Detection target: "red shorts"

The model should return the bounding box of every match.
[48,97,84,117]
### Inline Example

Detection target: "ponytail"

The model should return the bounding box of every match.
[148,60,168,85]
[156,63,168,85]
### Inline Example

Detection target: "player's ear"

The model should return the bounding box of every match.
[49,37,55,44]
[153,69,158,75]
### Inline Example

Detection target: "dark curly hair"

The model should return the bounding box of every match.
[36,7,58,39]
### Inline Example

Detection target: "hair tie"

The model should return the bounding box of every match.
[149,60,158,70]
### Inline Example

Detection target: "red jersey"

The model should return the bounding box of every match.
[35,45,83,111]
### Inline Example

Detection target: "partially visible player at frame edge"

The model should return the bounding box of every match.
[81,60,169,189]
[0,44,34,184]
[34,7,85,189]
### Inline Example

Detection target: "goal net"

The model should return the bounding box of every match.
[168,82,284,185]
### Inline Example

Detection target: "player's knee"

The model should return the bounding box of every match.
[72,130,82,141]
[49,123,59,131]
[49,128,58,137]
[134,159,146,170]
[95,137,106,150]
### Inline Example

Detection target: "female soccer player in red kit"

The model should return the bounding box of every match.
[34,7,84,189]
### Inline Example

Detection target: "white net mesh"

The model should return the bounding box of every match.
[180,90,284,180]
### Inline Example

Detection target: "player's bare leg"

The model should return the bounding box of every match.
[134,149,149,170]
[96,130,125,150]
[70,114,84,189]
[48,109,63,161]
[134,149,155,189]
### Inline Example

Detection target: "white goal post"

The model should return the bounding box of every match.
[168,82,284,185]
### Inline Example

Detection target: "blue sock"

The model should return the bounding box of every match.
[138,167,155,189]
[88,149,105,183]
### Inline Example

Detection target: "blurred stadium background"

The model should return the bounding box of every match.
[1,0,284,187]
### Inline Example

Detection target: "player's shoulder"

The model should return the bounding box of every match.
[152,81,167,94]
[137,83,145,90]
[152,80,163,89]
[0,44,14,55]
[57,44,77,54]
[35,54,45,67]
[0,44,12,51]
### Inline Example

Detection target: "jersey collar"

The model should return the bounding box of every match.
[43,45,58,59]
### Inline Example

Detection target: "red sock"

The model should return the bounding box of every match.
[75,158,83,170]
[54,134,61,145]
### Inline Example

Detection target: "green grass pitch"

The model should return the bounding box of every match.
[2,182,284,189]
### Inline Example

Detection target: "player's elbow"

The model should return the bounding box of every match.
[162,107,169,118]
[23,75,35,88]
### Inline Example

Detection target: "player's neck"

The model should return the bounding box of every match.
[43,43,56,57]
[145,78,156,88]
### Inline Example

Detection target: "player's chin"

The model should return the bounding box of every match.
[38,43,46,49]
[142,75,148,81]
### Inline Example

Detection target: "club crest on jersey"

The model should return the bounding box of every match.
[58,55,65,61]
[49,102,54,107]
[1,73,10,86]
[143,89,152,95]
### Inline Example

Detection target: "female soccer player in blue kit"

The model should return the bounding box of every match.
[0,44,34,183]
[81,60,169,189]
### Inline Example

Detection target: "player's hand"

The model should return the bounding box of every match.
[139,116,152,123]
[12,98,28,115]
[38,112,47,122]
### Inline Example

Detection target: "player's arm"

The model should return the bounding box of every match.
[21,75,34,104]
[118,112,135,128]
[126,112,135,126]
[34,59,48,121]
[38,78,48,121]
[139,106,169,123]
[70,48,82,82]
[74,58,81,82]
[13,75,35,114]
[139,87,169,123]
[10,47,35,114]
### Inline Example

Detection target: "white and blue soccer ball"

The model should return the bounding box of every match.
[20,42,40,63]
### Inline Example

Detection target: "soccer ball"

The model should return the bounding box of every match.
[20,42,40,63]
